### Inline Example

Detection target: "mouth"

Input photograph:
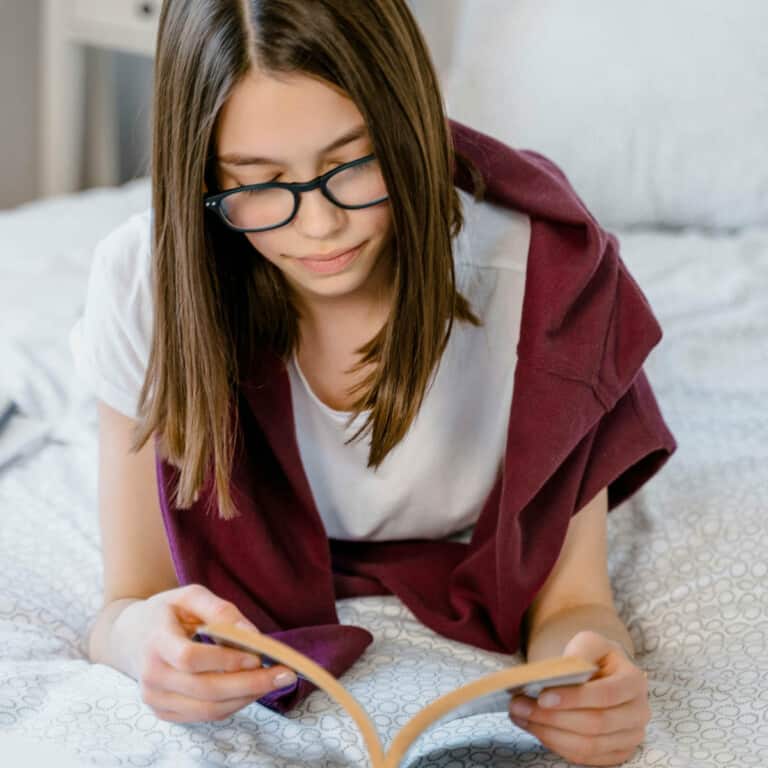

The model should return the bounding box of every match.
[300,243,362,262]
[296,241,366,275]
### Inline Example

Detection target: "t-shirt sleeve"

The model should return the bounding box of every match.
[68,210,154,421]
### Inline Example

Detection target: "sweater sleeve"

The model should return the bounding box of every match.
[583,223,678,512]
[575,366,677,514]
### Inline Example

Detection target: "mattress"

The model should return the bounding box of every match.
[1,178,766,767]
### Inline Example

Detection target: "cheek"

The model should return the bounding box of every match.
[243,232,285,262]
[366,204,392,235]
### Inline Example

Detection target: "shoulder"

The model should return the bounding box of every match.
[454,187,531,274]
[450,120,597,235]
[70,209,155,419]
[90,208,153,292]
[85,208,155,330]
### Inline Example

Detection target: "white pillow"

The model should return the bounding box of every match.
[442,0,768,230]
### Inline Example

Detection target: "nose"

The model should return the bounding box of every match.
[293,185,345,239]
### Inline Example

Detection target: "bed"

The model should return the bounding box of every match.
[2,171,767,766]
[3,3,767,766]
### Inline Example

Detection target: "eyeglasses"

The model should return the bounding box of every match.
[203,153,389,233]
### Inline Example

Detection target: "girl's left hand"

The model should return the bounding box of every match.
[508,630,651,767]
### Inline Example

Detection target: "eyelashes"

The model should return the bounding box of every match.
[246,159,354,186]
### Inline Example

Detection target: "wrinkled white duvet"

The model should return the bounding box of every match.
[1,179,766,767]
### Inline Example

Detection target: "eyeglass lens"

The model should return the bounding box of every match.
[220,156,387,230]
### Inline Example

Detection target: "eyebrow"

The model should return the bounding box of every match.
[217,124,369,167]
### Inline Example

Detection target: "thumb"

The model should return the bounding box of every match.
[561,629,621,667]
[167,584,261,635]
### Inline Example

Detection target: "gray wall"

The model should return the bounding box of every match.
[112,51,154,182]
[0,0,41,208]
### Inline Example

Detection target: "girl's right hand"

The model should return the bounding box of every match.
[120,583,298,722]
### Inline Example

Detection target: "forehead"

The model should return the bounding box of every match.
[215,69,368,161]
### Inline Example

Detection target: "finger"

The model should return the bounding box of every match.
[530,666,648,711]
[150,692,261,723]
[509,719,646,766]
[168,584,260,633]
[594,747,641,766]
[147,656,296,702]
[510,694,651,736]
[156,607,263,674]
[156,621,266,674]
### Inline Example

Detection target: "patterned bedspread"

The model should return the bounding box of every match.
[1,180,766,766]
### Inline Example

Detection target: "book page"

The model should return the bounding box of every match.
[197,622,598,768]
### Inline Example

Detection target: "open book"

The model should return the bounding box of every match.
[197,622,598,768]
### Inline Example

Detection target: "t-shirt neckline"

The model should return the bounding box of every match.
[290,349,371,423]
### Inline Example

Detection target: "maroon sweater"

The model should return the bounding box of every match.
[155,119,677,714]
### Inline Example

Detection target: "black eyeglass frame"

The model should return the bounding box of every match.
[203,153,389,233]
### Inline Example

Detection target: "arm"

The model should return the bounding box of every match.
[510,487,650,766]
[88,399,180,673]
[521,487,635,663]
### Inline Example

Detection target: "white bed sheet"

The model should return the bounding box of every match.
[1,179,767,767]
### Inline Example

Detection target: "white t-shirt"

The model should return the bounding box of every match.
[69,188,530,541]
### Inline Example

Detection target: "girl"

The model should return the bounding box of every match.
[71,1,676,765]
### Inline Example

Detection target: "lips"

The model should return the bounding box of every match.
[296,241,365,275]
[300,244,361,261]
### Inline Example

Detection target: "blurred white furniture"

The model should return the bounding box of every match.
[40,0,160,196]
[443,0,768,231]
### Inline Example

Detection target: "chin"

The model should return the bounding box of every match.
[293,268,371,301]
[287,249,385,302]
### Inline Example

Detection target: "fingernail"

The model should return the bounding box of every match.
[236,620,259,632]
[241,656,261,669]
[539,693,560,708]
[273,671,297,688]
[510,699,532,718]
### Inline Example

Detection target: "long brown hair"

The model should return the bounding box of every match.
[131,0,486,520]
